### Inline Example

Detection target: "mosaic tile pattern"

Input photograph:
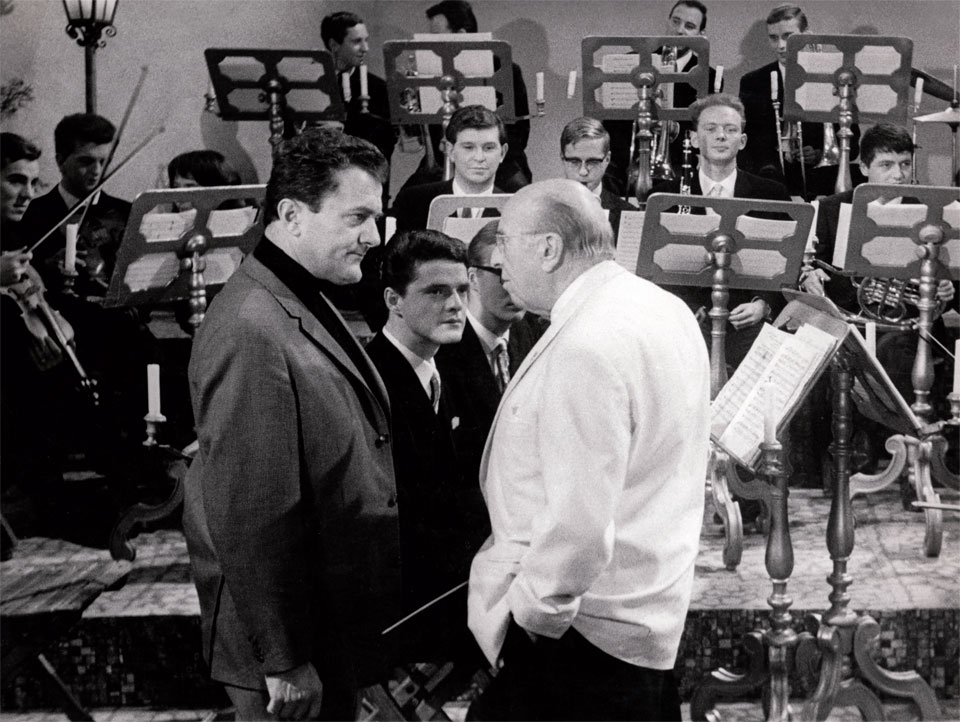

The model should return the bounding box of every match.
[2,488,956,712]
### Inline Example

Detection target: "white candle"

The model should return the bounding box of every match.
[914,77,924,108]
[341,71,352,102]
[64,223,78,271]
[865,321,877,357]
[770,70,779,101]
[359,63,369,98]
[714,65,724,93]
[763,380,777,444]
[953,340,960,395]
[207,80,216,100]
[954,64,959,102]
[566,70,577,99]
[535,71,544,103]
[147,364,161,417]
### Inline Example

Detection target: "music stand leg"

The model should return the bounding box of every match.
[795,359,943,721]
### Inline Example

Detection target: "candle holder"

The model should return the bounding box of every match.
[143,412,167,448]
[59,260,80,296]
[946,392,960,426]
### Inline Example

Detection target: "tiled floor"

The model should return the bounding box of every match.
[1,485,957,719]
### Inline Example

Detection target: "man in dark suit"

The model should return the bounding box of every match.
[183,128,401,720]
[364,229,475,618]
[20,113,130,295]
[436,221,542,508]
[321,12,398,196]
[560,117,635,241]
[392,104,507,232]
[398,0,531,193]
[650,93,791,372]
[603,0,723,197]
[737,5,860,199]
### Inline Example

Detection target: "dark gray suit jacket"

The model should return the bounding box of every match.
[183,252,401,703]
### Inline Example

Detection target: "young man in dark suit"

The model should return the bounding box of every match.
[20,113,130,295]
[321,11,397,195]
[603,0,723,197]
[184,128,400,720]
[560,117,635,241]
[436,221,542,505]
[650,93,791,372]
[391,104,507,232]
[365,229,475,620]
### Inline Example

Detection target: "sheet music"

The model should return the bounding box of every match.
[207,206,258,237]
[139,210,198,243]
[441,216,492,244]
[600,53,640,74]
[615,210,645,272]
[599,83,639,109]
[713,323,836,466]
[832,202,852,267]
[797,49,843,74]
[419,86,497,114]
[660,212,721,236]
[865,199,927,228]
[122,252,180,292]
[735,216,798,242]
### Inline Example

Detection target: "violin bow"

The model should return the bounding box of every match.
[27,125,165,255]
[73,66,150,237]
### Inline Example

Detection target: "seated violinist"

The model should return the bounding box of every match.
[0,132,75,538]
[20,113,130,296]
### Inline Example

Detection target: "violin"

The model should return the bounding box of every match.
[0,261,100,404]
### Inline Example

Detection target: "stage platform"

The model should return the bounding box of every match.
[1,485,957,720]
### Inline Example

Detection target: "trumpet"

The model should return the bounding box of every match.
[651,119,680,183]
[817,122,840,167]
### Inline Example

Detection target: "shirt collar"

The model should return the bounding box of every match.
[382,327,438,396]
[676,49,694,72]
[58,183,99,209]
[452,178,495,197]
[466,308,508,357]
[698,167,737,197]
[589,183,603,198]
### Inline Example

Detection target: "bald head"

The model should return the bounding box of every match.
[505,179,615,259]
[494,179,615,315]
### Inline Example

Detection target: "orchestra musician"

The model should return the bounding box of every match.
[398,0,532,194]
[321,11,398,197]
[737,4,860,200]
[560,117,635,240]
[650,93,791,373]
[603,0,724,198]
[19,113,131,294]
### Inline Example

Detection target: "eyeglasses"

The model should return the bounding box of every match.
[472,265,502,278]
[562,156,607,171]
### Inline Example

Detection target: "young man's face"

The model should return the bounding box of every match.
[328,23,369,70]
[290,166,382,285]
[429,13,454,33]
[668,4,704,36]
[57,141,111,197]
[1,158,41,224]
[391,259,468,348]
[861,150,912,185]
[561,137,610,192]
[691,104,746,165]
[767,17,804,65]
[469,247,524,326]
[449,127,505,187]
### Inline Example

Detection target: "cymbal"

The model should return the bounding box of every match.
[914,106,960,124]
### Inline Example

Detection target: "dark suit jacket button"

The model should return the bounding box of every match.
[387,495,397,508]
[376,433,390,448]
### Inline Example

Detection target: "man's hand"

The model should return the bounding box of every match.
[793,144,820,165]
[800,268,830,296]
[265,662,323,720]
[936,280,955,304]
[728,300,768,329]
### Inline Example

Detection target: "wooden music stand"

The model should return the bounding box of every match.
[832,183,960,556]
[691,294,942,722]
[425,194,511,243]
[580,36,709,202]
[383,38,518,179]
[205,48,342,151]
[638,192,812,569]
[783,34,913,194]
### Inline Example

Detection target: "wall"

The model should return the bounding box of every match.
[2,0,958,202]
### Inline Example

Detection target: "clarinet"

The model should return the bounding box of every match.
[679,136,693,214]
[771,70,786,175]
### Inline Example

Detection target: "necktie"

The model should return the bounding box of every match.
[429,369,441,414]
[493,340,511,393]
[708,183,724,197]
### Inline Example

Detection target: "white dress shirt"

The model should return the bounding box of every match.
[468,261,710,670]
[698,168,737,198]
[382,328,439,400]
[466,309,509,374]
[452,178,495,218]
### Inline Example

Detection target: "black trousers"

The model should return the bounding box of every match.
[467,620,681,722]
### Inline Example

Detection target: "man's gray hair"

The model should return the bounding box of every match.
[529,180,615,260]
